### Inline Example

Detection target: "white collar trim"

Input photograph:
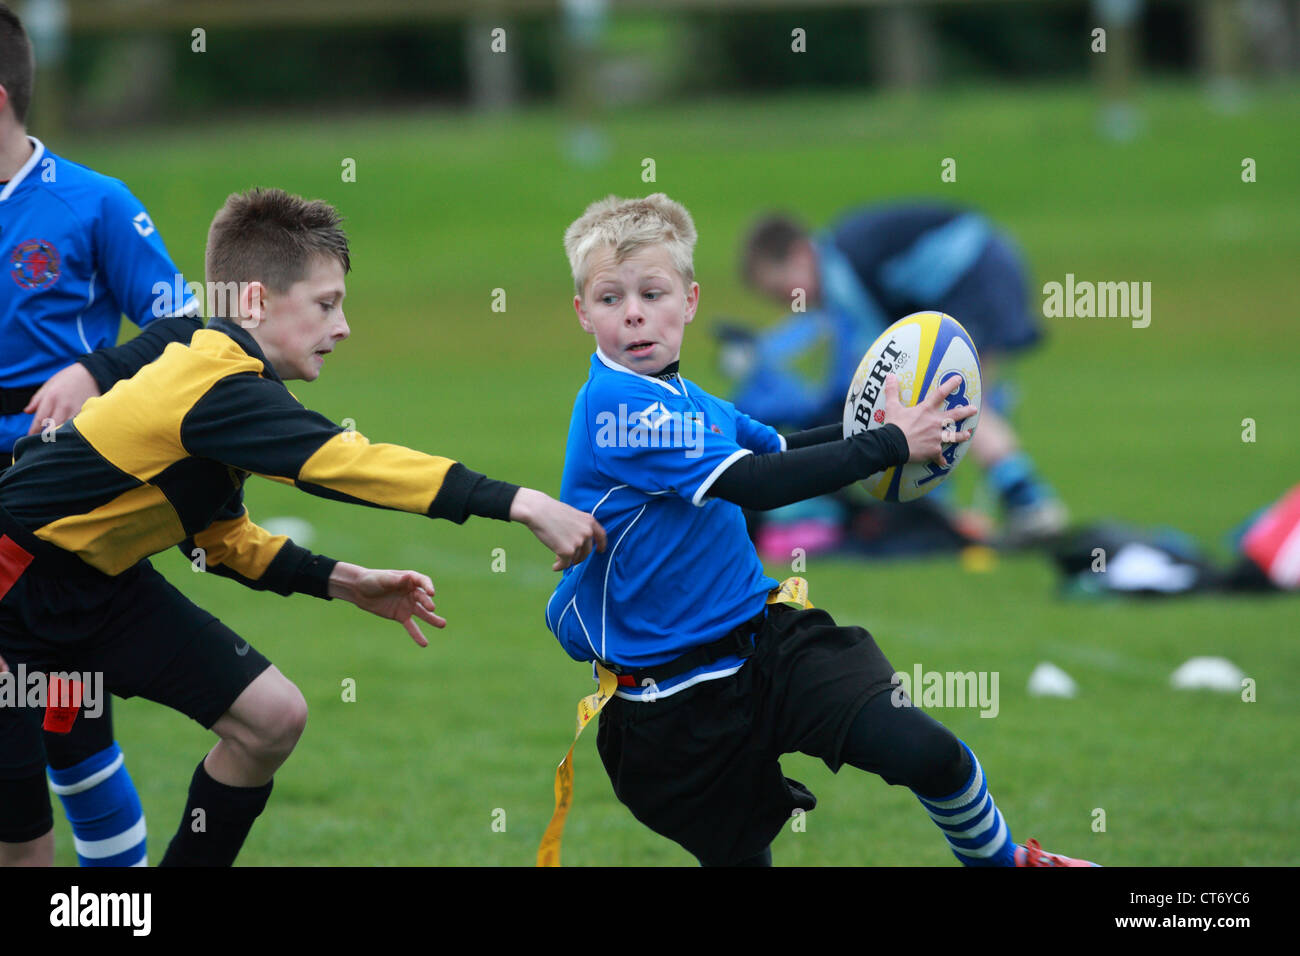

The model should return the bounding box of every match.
[594,347,681,396]
[0,137,45,202]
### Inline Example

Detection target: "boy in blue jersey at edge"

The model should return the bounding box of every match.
[547,194,1098,867]
[0,3,201,867]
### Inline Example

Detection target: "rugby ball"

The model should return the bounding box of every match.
[842,311,981,502]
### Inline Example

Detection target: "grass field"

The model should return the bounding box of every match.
[46,79,1300,865]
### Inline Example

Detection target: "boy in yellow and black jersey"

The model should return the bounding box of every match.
[2,312,510,587]
[0,188,605,867]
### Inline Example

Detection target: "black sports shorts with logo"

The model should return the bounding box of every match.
[0,504,270,842]
[596,601,899,866]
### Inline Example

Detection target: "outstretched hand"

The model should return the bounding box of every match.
[328,564,446,646]
[882,372,979,465]
[510,488,608,571]
[24,362,100,436]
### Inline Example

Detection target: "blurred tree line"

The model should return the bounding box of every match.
[36,1,1276,130]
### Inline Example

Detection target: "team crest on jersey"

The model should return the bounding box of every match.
[10,238,61,289]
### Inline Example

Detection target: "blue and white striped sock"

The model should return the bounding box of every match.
[988,452,1048,510]
[914,740,1015,867]
[47,742,147,867]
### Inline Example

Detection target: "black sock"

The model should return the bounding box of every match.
[158,758,273,867]
[731,846,773,867]
[699,845,773,867]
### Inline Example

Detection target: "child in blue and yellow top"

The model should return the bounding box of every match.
[546,193,1097,867]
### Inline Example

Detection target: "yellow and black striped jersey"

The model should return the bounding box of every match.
[0,318,507,595]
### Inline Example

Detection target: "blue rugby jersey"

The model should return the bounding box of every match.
[546,349,785,701]
[0,137,198,451]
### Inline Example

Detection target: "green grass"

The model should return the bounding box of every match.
[45,79,1300,865]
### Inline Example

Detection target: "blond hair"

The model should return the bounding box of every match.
[564,193,697,296]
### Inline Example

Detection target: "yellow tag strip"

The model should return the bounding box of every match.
[536,661,619,867]
[537,577,810,866]
[767,575,812,610]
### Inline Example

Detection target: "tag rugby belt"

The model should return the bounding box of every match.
[537,577,813,866]
[0,385,39,417]
[598,608,767,688]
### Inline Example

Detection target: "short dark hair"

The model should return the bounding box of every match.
[739,213,808,285]
[0,3,35,125]
[205,188,351,314]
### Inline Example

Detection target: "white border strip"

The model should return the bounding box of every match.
[690,449,752,507]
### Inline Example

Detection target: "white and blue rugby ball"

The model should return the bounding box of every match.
[842,311,981,502]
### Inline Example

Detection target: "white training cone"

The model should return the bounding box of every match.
[1027,662,1078,698]
[1170,657,1244,692]
[260,516,316,548]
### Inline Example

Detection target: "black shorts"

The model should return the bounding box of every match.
[595,602,898,866]
[0,506,270,841]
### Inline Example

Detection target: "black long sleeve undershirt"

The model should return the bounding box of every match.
[782,423,844,450]
[707,424,909,511]
[464,474,521,521]
[78,315,204,393]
